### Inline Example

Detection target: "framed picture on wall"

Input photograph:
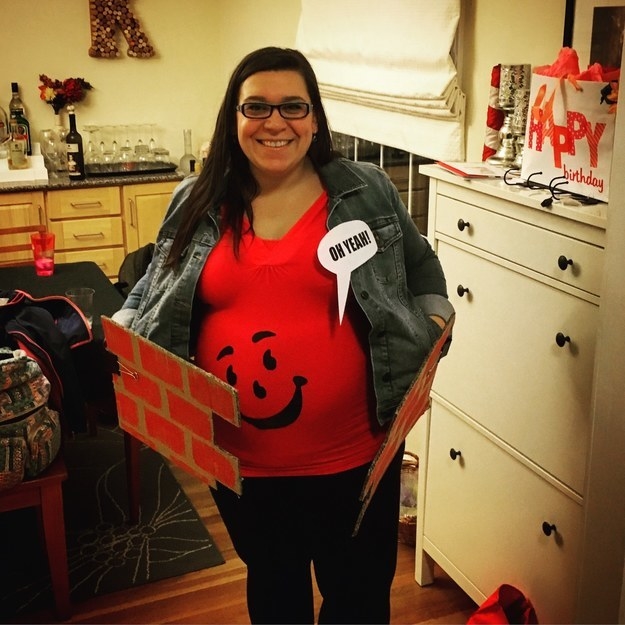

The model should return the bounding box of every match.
[568,0,625,68]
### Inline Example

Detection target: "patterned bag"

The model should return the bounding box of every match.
[0,347,62,491]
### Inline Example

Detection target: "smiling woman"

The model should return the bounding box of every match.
[235,69,320,207]
[111,46,454,625]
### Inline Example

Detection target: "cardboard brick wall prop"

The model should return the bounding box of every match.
[102,317,241,494]
[354,315,455,534]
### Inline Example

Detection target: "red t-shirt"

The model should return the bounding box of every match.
[194,192,385,477]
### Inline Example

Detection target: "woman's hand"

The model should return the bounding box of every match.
[429,315,446,330]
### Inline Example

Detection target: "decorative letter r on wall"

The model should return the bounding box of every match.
[89,0,156,59]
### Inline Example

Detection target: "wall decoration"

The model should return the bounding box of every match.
[89,0,155,59]
[565,0,625,68]
[38,75,93,114]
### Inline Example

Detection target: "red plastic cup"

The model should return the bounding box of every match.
[30,232,55,277]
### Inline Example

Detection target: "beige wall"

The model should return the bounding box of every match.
[462,0,567,159]
[1,0,566,163]
[0,0,300,162]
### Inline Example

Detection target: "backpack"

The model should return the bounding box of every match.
[114,242,155,298]
[0,347,62,491]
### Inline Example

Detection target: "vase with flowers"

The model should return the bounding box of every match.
[38,75,93,174]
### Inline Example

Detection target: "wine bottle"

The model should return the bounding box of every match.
[66,106,86,180]
[9,82,31,155]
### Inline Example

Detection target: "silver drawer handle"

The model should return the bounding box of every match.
[72,232,106,239]
[70,201,103,209]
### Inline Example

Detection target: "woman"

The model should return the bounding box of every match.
[114,47,454,624]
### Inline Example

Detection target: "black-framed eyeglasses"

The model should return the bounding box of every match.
[236,101,313,120]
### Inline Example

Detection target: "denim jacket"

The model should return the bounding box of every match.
[118,158,454,425]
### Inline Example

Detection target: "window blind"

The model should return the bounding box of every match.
[296,0,465,161]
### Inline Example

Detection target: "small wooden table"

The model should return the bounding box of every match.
[0,456,70,619]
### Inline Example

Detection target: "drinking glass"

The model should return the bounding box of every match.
[30,232,55,276]
[65,287,95,326]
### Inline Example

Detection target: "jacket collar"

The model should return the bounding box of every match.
[319,158,368,199]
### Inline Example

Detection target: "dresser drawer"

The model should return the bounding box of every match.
[435,195,604,296]
[434,241,596,493]
[48,217,124,251]
[423,402,582,624]
[55,247,125,280]
[46,187,121,219]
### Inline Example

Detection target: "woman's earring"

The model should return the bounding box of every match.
[312,133,318,142]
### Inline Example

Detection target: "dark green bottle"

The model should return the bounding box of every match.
[9,82,31,155]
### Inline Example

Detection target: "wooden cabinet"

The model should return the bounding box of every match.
[122,181,177,253]
[0,178,179,277]
[0,191,45,265]
[47,186,125,279]
[415,165,607,624]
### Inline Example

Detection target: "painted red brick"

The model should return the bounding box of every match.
[138,340,184,388]
[210,384,240,425]
[166,389,213,440]
[121,368,163,410]
[192,438,239,493]
[144,408,186,456]
[186,366,239,425]
[115,390,140,428]
[102,317,135,361]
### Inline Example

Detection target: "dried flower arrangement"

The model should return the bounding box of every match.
[38,75,94,114]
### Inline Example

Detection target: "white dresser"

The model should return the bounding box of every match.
[414,164,607,624]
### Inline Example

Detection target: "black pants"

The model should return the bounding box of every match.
[210,446,403,625]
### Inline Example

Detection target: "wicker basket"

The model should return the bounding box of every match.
[398,451,419,546]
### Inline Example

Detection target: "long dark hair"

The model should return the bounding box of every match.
[167,46,336,265]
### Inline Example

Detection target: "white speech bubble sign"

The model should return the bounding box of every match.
[317,220,377,324]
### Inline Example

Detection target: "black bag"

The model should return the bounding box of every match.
[0,290,92,433]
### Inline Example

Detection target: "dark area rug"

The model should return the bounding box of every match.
[0,427,224,620]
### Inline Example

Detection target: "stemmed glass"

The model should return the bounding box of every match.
[82,125,101,166]
[40,129,63,177]
[146,124,157,154]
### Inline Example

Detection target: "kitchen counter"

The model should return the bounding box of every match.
[0,170,185,193]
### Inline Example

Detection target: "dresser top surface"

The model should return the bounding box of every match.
[421,164,608,230]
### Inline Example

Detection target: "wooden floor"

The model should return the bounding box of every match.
[23,466,477,624]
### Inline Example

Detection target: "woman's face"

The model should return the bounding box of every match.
[236,70,318,180]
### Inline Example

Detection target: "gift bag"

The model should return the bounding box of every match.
[467,583,538,624]
[521,73,616,202]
